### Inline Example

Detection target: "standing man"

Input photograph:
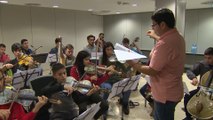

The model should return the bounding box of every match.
[49,38,62,66]
[95,33,105,52]
[83,34,97,54]
[21,39,33,55]
[127,8,185,120]
[0,44,10,64]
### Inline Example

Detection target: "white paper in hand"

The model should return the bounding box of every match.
[114,43,147,61]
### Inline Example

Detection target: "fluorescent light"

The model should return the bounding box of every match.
[132,4,137,7]
[53,5,59,8]
[116,12,121,14]
[88,9,93,11]
[0,1,8,3]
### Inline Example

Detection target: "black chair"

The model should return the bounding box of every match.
[65,65,73,76]
[30,75,54,96]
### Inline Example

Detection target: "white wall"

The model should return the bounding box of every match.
[104,12,155,50]
[104,8,213,54]
[0,4,103,58]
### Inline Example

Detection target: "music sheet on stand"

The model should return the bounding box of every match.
[108,75,141,100]
[12,68,42,90]
[73,102,101,120]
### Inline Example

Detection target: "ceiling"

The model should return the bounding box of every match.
[2,0,213,15]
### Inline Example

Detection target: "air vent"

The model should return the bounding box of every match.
[25,3,41,7]
[117,1,130,5]
[201,1,213,5]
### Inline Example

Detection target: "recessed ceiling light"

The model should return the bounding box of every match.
[88,9,93,11]
[0,1,8,3]
[116,11,121,14]
[53,5,59,8]
[132,4,137,7]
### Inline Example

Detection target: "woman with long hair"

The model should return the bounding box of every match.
[100,42,132,115]
[70,50,112,120]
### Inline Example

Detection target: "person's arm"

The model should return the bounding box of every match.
[127,42,169,76]
[147,30,160,41]
[186,62,201,86]
[17,96,48,120]
[186,63,201,80]
[92,73,110,85]
[126,61,158,76]
[0,109,10,120]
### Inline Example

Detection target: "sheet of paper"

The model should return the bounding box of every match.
[108,75,141,100]
[114,43,147,61]
[47,54,57,62]
[73,102,101,120]
[183,81,189,94]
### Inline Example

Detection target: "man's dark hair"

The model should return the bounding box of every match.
[52,63,65,74]
[151,8,175,28]
[65,44,74,50]
[87,35,95,40]
[122,38,130,44]
[55,38,62,44]
[99,33,104,36]
[204,47,213,56]
[11,43,22,52]
[21,39,28,45]
[0,43,6,48]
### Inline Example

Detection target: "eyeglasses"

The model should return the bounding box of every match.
[151,23,158,27]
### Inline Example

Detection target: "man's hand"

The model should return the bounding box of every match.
[4,64,13,69]
[147,30,160,41]
[0,109,10,120]
[87,85,100,96]
[191,78,198,86]
[32,96,48,113]
[90,75,98,81]
[64,84,74,95]
[107,65,117,75]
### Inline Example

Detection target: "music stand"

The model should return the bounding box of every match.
[31,53,48,63]
[47,54,57,63]
[107,75,141,120]
[12,68,43,90]
[108,75,141,100]
[73,102,101,120]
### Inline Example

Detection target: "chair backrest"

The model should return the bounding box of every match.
[66,65,73,76]
[30,75,54,96]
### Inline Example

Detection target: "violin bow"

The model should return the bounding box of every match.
[8,87,21,110]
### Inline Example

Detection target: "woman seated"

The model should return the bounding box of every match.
[70,50,114,120]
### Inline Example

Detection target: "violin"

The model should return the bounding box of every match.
[84,64,121,75]
[18,54,33,66]
[0,88,61,107]
[64,76,110,95]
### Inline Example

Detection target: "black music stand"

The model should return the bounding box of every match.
[12,68,43,90]
[107,75,141,120]
[73,102,101,120]
[31,53,48,63]
[30,75,54,96]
